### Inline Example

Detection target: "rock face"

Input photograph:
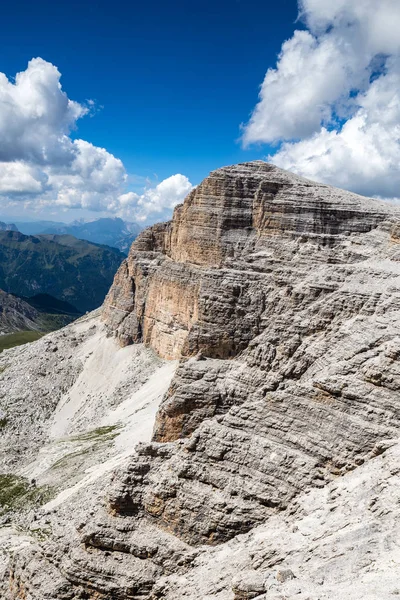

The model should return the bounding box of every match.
[0,290,41,334]
[3,161,400,599]
[103,162,396,359]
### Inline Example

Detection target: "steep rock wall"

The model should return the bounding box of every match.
[5,162,400,600]
[103,161,396,360]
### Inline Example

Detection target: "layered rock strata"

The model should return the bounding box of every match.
[3,162,400,599]
[103,161,395,359]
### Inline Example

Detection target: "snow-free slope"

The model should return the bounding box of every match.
[3,162,400,599]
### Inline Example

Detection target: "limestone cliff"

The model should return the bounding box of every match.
[103,161,395,360]
[2,161,400,599]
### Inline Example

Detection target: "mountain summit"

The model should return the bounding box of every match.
[103,161,397,358]
[0,221,18,232]
[2,162,400,600]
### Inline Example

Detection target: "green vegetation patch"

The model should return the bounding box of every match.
[67,424,119,443]
[0,230,125,312]
[0,330,44,353]
[38,313,77,332]
[0,474,54,515]
[51,425,120,472]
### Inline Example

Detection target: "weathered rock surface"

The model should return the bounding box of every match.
[0,289,41,335]
[2,161,400,599]
[103,161,397,359]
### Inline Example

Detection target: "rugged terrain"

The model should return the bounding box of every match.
[0,222,17,232]
[0,290,81,352]
[0,290,41,335]
[1,161,400,599]
[0,231,125,312]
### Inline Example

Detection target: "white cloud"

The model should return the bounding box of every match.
[300,0,400,52]
[243,0,400,199]
[47,140,126,210]
[0,58,193,223]
[0,57,85,165]
[272,65,400,197]
[117,174,194,223]
[0,163,47,195]
[243,30,357,144]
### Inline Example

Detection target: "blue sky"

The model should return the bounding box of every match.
[1,0,399,224]
[1,0,297,185]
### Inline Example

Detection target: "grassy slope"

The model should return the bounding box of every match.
[0,330,44,353]
[0,290,81,346]
[0,231,125,312]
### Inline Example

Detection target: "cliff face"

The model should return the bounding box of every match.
[99,161,400,539]
[103,162,395,360]
[3,162,400,600]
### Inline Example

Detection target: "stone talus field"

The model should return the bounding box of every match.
[2,161,400,599]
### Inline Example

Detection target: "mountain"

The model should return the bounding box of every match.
[0,290,81,352]
[0,289,41,334]
[15,217,142,253]
[1,162,400,599]
[20,293,81,316]
[12,220,65,235]
[0,221,18,232]
[0,231,125,312]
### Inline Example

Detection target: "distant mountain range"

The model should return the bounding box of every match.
[0,231,125,312]
[7,217,142,254]
[0,290,81,336]
[0,221,18,232]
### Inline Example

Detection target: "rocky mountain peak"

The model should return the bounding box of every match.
[0,221,18,232]
[167,160,395,266]
[2,163,400,600]
[103,161,400,360]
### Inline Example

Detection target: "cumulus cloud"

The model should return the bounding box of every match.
[243,0,400,199]
[0,163,48,195]
[0,58,85,164]
[47,140,126,210]
[0,58,192,222]
[117,174,194,223]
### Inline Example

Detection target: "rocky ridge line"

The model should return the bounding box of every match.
[3,161,400,599]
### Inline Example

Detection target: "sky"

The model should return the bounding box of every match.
[0,0,399,225]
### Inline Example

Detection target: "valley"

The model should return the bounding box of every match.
[10,217,142,254]
[0,290,82,352]
[0,231,125,313]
